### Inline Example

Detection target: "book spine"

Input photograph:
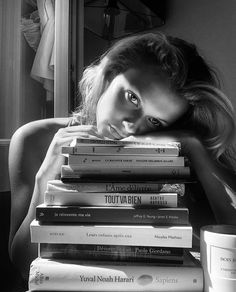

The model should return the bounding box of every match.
[68,155,185,167]
[39,243,184,264]
[30,220,193,248]
[46,180,185,195]
[72,138,181,148]
[36,206,189,225]
[44,192,178,207]
[28,258,203,291]
[61,165,191,179]
[62,145,179,156]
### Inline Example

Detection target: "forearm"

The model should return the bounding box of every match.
[186,138,236,224]
[10,173,48,281]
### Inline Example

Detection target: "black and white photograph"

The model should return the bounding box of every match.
[1,1,236,291]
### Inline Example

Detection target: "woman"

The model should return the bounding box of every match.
[8,31,236,281]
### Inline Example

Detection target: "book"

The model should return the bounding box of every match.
[46,179,186,195]
[61,165,191,180]
[62,144,180,156]
[70,137,181,149]
[39,243,184,264]
[35,204,189,225]
[68,154,185,167]
[44,191,179,207]
[28,252,203,291]
[30,219,193,248]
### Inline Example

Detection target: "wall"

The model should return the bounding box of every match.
[84,29,109,67]
[158,0,236,109]
[84,0,236,111]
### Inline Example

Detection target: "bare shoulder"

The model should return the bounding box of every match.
[9,117,70,181]
[10,118,70,152]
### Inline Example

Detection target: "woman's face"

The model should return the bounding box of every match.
[96,66,189,139]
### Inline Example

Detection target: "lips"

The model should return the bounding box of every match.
[109,125,124,140]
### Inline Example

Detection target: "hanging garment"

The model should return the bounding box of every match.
[31,0,55,101]
[21,10,41,52]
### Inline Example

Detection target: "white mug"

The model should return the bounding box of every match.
[200,225,236,292]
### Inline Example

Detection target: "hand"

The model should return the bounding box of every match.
[37,125,103,180]
[121,129,203,157]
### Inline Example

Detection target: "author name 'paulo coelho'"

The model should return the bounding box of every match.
[80,275,134,283]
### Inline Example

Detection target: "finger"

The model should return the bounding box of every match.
[64,125,97,133]
[57,126,104,139]
[58,134,105,146]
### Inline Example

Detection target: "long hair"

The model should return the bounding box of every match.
[74,32,236,170]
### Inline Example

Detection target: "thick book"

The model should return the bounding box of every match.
[62,144,180,156]
[61,165,191,180]
[28,252,203,291]
[30,220,193,248]
[44,191,178,207]
[36,204,189,225]
[39,243,184,264]
[46,179,186,195]
[68,154,185,167]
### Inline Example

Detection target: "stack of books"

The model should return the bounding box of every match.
[28,138,203,291]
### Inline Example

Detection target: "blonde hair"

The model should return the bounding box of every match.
[180,84,236,168]
[73,32,236,170]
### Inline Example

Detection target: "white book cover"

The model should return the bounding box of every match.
[28,252,203,291]
[68,155,185,167]
[70,138,181,148]
[62,144,180,156]
[30,220,192,248]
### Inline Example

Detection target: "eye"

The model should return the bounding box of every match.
[125,91,140,107]
[147,117,163,128]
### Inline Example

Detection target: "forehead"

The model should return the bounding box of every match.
[124,65,170,87]
[119,67,189,123]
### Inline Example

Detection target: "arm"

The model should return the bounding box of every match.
[182,134,236,224]
[123,131,236,225]
[8,119,102,281]
[8,125,41,281]
[8,119,67,281]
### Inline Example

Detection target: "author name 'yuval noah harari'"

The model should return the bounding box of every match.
[79,274,179,285]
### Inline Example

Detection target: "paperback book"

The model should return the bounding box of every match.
[36,204,189,225]
[61,165,191,180]
[69,137,181,148]
[30,219,193,248]
[67,154,185,167]
[39,243,184,264]
[44,191,179,207]
[46,179,186,194]
[28,252,203,291]
[62,144,180,156]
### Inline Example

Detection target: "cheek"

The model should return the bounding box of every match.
[96,96,116,132]
[97,91,123,122]
[97,99,114,123]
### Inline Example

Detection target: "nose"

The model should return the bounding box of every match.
[122,120,141,135]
